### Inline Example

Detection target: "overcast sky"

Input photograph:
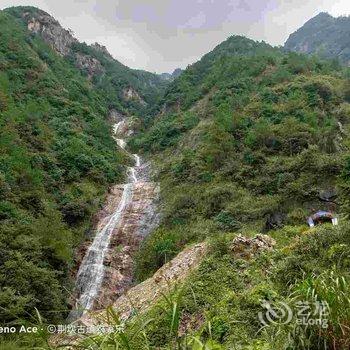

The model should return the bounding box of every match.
[1,0,349,73]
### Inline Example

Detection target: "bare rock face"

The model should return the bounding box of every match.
[91,42,113,59]
[79,242,207,327]
[75,53,104,80]
[284,12,350,66]
[23,10,77,56]
[122,87,147,106]
[109,110,135,137]
[95,181,160,309]
[108,110,126,123]
[230,234,276,260]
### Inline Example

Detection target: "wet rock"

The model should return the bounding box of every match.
[108,110,127,123]
[109,110,136,137]
[79,242,207,327]
[229,234,276,260]
[96,182,160,308]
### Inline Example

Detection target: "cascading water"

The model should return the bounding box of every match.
[68,120,140,320]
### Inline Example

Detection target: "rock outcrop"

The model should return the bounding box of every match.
[284,12,350,65]
[159,68,184,81]
[23,9,77,56]
[230,234,276,260]
[96,181,160,308]
[91,42,114,59]
[75,53,104,79]
[6,6,167,110]
[122,87,147,106]
[79,242,207,327]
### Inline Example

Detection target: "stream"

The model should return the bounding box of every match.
[68,120,157,321]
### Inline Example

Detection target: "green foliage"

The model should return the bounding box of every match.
[284,12,350,65]
[0,10,127,326]
[134,35,349,281]
[290,271,350,348]
[68,41,168,117]
[131,35,350,349]
[5,6,169,121]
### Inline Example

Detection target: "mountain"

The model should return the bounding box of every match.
[159,68,184,81]
[0,6,158,326]
[1,5,350,350]
[129,35,350,348]
[5,6,169,117]
[285,12,350,65]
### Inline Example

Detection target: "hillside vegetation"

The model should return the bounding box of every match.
[285,12,350,66]
[5,6,168,119]
[1,6,350,350]
[0,9,130,327]
[127,36,350,349]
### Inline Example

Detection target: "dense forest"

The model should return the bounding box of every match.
[0,5,350,350]
[0,8,131,326]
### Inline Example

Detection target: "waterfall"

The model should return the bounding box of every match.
[68,121,140,320]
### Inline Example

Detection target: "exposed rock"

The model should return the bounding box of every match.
[78,242,207,327]
[159,68,183,81]
[284,12,350,65]
[110,110,137,138]
[69,184,125,308]
[264,212,285,231]
[91,42,113,59]
[172,68,183,78]
[318,188,337,202]
[108,109,126,123]
[229,234,275,260]
[122,87,147,106]
[95,181,160,308]
[23,10,77,56]
[75,53,104,80]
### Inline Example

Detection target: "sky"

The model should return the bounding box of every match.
[0,0,349,73]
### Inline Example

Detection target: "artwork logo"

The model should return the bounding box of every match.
[258,300,293,326]
[258,300,329,328]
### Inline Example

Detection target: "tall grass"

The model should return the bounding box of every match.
[263,270,350,350]
[75,286,225,350]
[291,271,350,349]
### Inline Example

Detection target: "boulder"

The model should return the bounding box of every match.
[318,188,337,202]
[264,212,285,231]
[229,234,276,260]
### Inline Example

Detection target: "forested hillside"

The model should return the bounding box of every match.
[5,6,168,118]
[1,5,350,350]
[128,36,350,349]
[0,5,173,334]
[285,12,350,66]
[0,8,133,326]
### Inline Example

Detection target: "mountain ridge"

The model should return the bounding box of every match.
[4,6,170,117]
[0,5,350,349]
[285,11,350,65]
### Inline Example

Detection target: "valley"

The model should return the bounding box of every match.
[0,5,349,350]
